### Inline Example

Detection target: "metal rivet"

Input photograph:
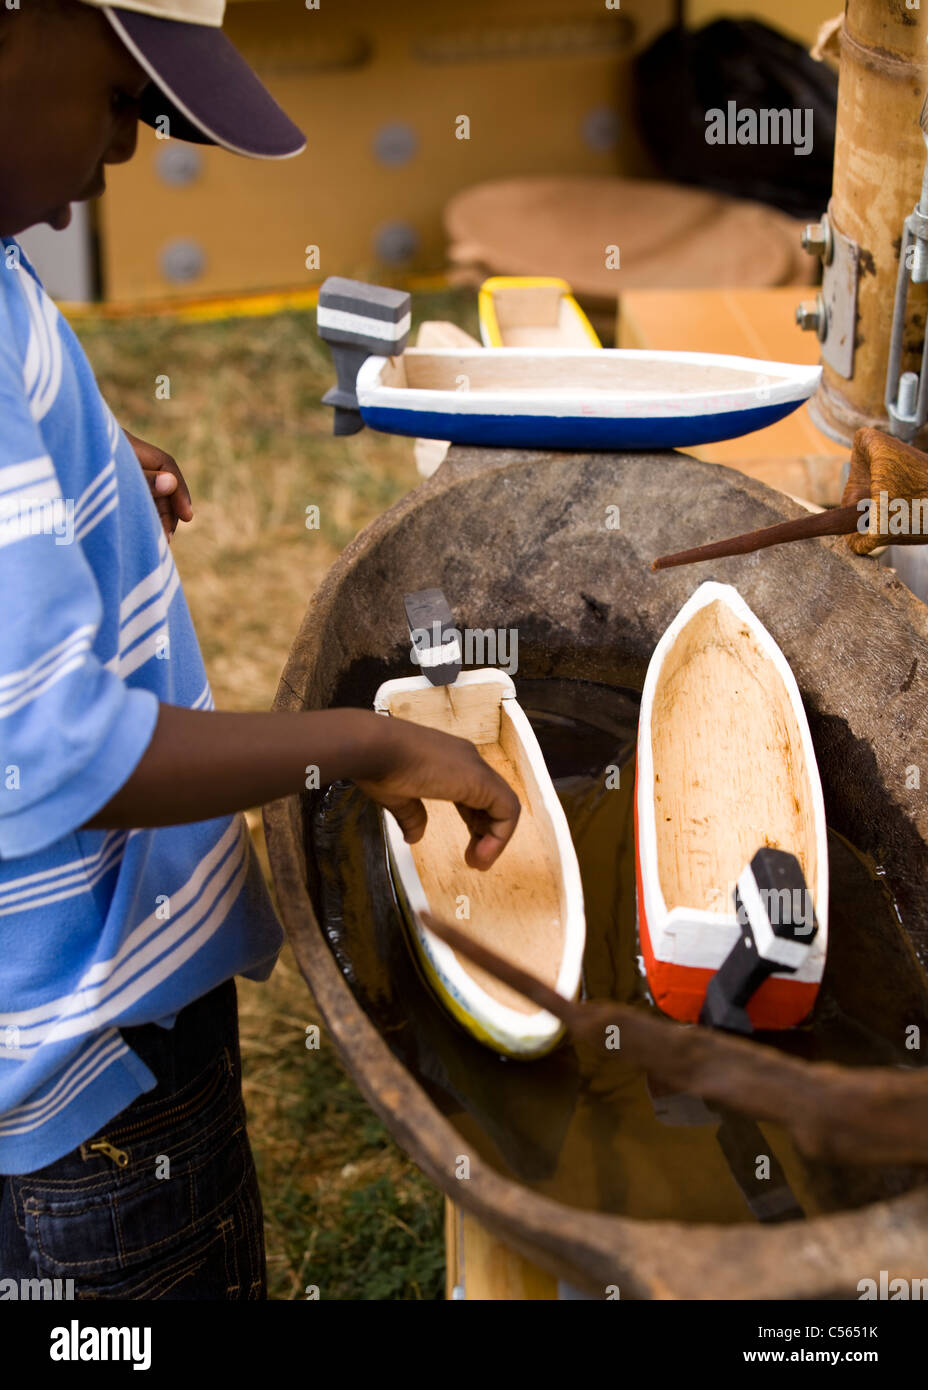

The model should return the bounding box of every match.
[372,122,418,168]
[374,221,419,265]
[155,145,203,188]
[159,238,206,284]
[583,106,621,153]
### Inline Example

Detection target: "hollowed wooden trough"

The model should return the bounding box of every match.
[264,446,928,1300]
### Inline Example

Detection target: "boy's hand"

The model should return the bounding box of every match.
[85,706,520,873]
[355,718,520,870]
[124,429,194,541]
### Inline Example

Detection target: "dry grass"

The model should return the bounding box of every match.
[74,288,478,1298]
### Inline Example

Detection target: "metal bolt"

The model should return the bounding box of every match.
[911,235,928,285]
[795,294,827,341]
[800,217,832,264]
[897,371,919,420]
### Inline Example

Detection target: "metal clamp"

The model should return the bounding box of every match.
[885,149,928,440]
[797,209,858,378]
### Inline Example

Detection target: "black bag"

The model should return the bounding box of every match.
[635,19,837,220]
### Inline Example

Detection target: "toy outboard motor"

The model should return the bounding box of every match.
[317,276,410,435]
[700,847,819,1036]
[403,588,462,688]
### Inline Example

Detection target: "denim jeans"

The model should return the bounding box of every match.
[0,978,267,1300]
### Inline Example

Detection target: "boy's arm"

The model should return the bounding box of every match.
[83,703,520,870]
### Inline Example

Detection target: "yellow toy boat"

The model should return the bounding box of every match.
[478,275,601,348]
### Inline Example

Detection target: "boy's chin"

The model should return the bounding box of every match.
[47,204,72,231]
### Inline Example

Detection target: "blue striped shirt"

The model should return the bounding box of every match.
[0,238,283,1174]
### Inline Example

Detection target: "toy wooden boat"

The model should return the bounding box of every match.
[415,285,598,475]
[478,276,602,348]
[354,347,821,450]
[635,581,829,1030]
[412,320,482,479]
[373,668,585,1058]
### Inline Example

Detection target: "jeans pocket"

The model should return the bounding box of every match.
[10,1049,265,1300]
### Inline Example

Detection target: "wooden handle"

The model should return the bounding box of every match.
[844,427,928,555]
[651,503,862,572]
[650,430,928,571]
[420,911,928,1167]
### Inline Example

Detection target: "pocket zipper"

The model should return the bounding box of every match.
[82,1048,232,1167]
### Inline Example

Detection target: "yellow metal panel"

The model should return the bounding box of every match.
[685,0,842,47]
[99,0,674,300]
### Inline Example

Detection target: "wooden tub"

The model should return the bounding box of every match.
[264,445,928,1299]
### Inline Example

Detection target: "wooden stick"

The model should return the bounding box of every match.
[652,430,928,570]
[421,911,928,1167]
[651,503,862,571]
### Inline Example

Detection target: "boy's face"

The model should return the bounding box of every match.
[0,1,149,237]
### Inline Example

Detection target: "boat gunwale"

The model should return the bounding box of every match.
[356,348,822,420]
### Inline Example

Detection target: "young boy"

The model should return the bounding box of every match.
[0,0,519,1299]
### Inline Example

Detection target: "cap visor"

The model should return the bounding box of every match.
[103,7,306,159]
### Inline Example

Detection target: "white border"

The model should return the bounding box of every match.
[636,581,828,982]
[373,668,585,1055]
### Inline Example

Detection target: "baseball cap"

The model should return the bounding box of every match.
[81,0,305,159]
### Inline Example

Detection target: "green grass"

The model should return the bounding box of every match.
[257,1003,444,1301]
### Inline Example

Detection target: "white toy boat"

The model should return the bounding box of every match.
[373,668,585,1058]
[635,582,829,1030]
[317,276,820,449]
[354,347,821,451]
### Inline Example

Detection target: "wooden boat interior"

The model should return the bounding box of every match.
[416,320,482,350]
[649,598,819,918]
[377,349,782,397]
[378,678,566,1014]
[490,284,594,347]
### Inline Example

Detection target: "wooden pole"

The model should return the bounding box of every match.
[809,1,928,447]
[445,1200,558,1301]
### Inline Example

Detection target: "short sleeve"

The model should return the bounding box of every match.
[0,293,158,859]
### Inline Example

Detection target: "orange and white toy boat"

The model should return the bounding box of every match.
[635,581,829,1030]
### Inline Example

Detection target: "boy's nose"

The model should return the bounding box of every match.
[105,116,140,167]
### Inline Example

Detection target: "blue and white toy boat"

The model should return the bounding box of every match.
[355,347,820,451]
[316,277,821,451]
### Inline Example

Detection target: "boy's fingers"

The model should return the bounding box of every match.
[164,468,194,521]
[142,466,193,525]
[382,797,428,843]
[456,802,519,869]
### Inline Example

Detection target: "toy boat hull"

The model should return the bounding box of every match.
[478,276,601,349]
[635,582,829,1029]
[373,668,585,1058]
[355,348,821,451]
